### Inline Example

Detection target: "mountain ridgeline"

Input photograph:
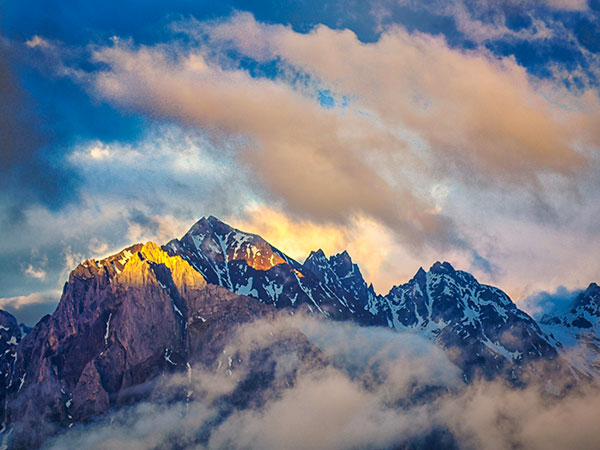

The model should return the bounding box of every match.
[0,216,598,448]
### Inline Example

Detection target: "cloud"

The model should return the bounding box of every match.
[85,25,479,252]
[438,380,600,450]
[25,35,51,49]
[204,13,596,180]
[519,285,583,319]
[208,367,433,450]
[541,0,588,10]
[43,314,600,450]
[23,264,46,280]
[126,211,194,246]
[0,292,59,325]
[79,13,600,255]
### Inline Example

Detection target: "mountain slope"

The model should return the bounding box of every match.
[0,311,21,432]
[540,283,600,379]
[372,262,561,381]
[302,249,389,323]
[1,215,596,447]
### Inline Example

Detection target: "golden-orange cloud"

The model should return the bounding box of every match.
[228,205,422,293]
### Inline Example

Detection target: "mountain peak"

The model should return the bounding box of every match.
[415,267,426,278]
[190,215,232,234]
[585,282,599,293]
[430,261,455,275]
[307,249,327,261]
[330,250,354,272]
[336,250,351,261]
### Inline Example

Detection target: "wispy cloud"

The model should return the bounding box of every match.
[23,264,46,280]
[0,292,59,325]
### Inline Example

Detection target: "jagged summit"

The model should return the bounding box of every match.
[164,218,379,321]
[378,259,559,380]
[306,248,327,261]
[302,248,380,321]
[430,261,456,275]
[165,216,293,289]
[186,215,236,236]
[571,283,600,313]
[414,267,427,280]
[542,281,600,330]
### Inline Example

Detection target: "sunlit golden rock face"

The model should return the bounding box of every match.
[229,242,286,271]
[54,242,207,342]
[119,241,207,293]
[73,241,207,293]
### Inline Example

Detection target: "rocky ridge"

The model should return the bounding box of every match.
[0,216,597,448]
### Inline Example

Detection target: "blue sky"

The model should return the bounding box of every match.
[1,0,599,324]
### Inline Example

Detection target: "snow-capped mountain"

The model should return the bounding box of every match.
[0,215,597,447]
[302,249,388,322]
[164,216,377,323]
[540,283,600,379]
[375,262,560,381]
[165,217,565,381]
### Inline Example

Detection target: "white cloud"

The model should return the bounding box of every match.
[23,264,46,280]
[25,35,50,49]
[89,143,111,160]
[44,315,600,450]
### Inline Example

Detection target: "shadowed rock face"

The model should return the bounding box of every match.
[3,242,324,448]
[0,310,21,429]
[303,249,389,324]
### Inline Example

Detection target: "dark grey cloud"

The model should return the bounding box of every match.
[0,39,81,214]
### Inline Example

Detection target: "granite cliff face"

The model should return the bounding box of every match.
[0,216,597,448]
